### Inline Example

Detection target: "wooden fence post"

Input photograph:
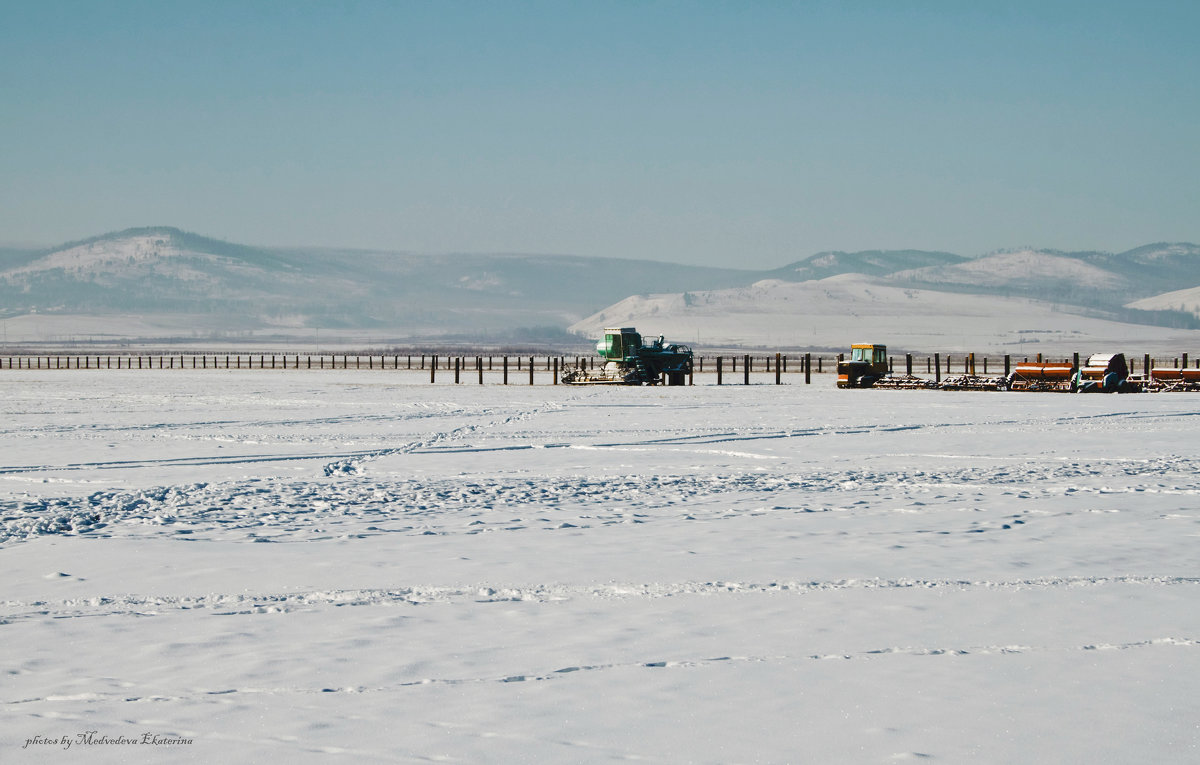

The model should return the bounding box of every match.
[503,356,509,385]
[431,355,437,383]
[934,353,941,384]
[743,354,750,385]
[775,353,781,385]
[1004,355,1010,376]
[717,356,723,385]
[529,357,534,385]
[805,353,811,385]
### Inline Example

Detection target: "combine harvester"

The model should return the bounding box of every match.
[562,327,693,385]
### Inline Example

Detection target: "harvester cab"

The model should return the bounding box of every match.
[562,327,693,385]
[837,344,888,388]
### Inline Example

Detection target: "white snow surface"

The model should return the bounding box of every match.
[2,369,1199,763]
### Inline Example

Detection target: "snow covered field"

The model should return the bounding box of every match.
[3,370,1198,763]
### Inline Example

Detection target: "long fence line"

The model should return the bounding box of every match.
[2,350,1197,382]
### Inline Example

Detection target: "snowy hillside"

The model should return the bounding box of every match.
[890,249,1124,291]
[570,275,1200,353]
[2,227,1199,348]
[764,249,966,282]
[0,227,755,343]
[1127,285,1200,319]
[10,232,204,276]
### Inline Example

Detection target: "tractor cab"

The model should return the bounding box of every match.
[837,343,889,388]
[596,328,642,361]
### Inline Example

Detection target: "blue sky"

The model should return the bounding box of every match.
[2,1,1197,267]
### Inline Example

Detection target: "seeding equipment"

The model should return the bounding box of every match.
[562,327,693,385]
[1145,366,1200,392]
[1007,360,1076,392]
[836,345,1156,393]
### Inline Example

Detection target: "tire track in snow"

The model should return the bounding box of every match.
[7,637,1196,707]
[4,576,1196,622]
[320,401,561,476]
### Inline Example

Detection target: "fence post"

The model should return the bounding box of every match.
[1004,355,1010,376]
[717,356,723,385]
[553,357,558,384]
[529,357,534,385]
[805,353,811,385]
[744,354,750,385]
[503,356,509,385]
[775,353,781,384]
[431,356,437,383]
[969,353,975,376]
[934,353,941,384]
[478,357,484,384]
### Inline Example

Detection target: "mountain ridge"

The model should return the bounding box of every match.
[2,227,1198,348]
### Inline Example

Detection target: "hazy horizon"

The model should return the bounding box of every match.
[4,2,1198,268]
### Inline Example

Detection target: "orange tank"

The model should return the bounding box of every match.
[1150,367,1200,382]
[1012,362,1074,380]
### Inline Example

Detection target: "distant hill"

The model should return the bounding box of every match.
[0,226,758,342]
[571,242,1200,352]
[570,274,1200,354]
[1,227,1198,349]
[764,249,966,282]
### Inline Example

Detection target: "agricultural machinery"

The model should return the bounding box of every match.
[835,344,1158,393]
[836,344,890,388]
[562,327,693,385]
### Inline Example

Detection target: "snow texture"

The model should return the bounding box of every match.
[2,369,1199,763]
